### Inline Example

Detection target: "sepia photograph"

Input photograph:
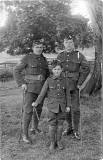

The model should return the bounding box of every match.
[0,0,103,159]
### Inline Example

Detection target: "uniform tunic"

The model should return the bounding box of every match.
[14,53,49,93]
[57,50,90,90]
[35,75,69,126]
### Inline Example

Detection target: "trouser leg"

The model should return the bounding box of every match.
[65,80,73,131]
[23,92,35,137]
[49,125,56,151]
[56,111,64,150]
[23,112,32,137]
[63,110,73,136]
[56,125,64,150]
[71,89,81,140]
[48,111,57,151]
[71,89,80,132]
[65,110,72,129]
[72,111,80,132]
[66,109,80,132]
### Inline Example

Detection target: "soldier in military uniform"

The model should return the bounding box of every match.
[32,60,70,151]
[14,39,49,143]
[57,33,90,140]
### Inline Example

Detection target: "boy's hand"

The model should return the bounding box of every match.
[66,107,70,112]
[32,102,38,107]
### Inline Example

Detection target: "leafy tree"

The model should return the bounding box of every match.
[0,0,94,55]
[81,0,102,95]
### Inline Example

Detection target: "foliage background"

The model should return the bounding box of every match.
[0,0,96,55]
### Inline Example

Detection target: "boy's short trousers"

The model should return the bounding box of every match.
[48,109,66,126]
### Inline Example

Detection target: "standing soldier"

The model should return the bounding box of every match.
[57,32,90,140]
[14,38,49,143]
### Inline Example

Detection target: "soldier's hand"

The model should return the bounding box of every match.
[77,85,81,91]
[21,84,27,92]
[32,102,38,107]
[66,107,70,112]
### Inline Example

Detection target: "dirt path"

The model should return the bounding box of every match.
[0,81,102,160]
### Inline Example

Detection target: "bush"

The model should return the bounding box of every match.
[0,70,14,82]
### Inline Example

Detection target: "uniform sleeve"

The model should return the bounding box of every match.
[35,79,49,104]
[45,58,50,79]
[77,54,90,86]
[13,56,27,87]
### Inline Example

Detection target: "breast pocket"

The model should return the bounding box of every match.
[64,59,80,72]
[70,60,80,71]
[49,85,56,90]
[27,64,38,74]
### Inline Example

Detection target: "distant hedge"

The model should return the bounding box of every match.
[0,70,14,82]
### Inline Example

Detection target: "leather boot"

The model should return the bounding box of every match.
[22,134,32,144]
[73,131,81,140]
[62,128,73,136]
[57,125,64,150]
[49,126,56,151]
[23,112,32,143]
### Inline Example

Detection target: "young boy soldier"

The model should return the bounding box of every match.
[32,60,70,151]
[57,32,90,140]
[14,38,49,143]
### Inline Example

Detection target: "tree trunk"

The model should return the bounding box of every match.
[81,37,102,95]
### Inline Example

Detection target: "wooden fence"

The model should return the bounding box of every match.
[0,62,17,72]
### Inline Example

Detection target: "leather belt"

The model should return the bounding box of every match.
[63,71,79,79]
[25,74,45,82]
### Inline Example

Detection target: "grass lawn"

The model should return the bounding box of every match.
[0,80,102,160]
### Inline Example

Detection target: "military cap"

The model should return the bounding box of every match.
[64,34,73,40]
[51,60,63,69]
[60,28,74,40]
[32,38,44,45]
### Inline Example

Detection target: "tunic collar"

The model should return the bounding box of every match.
[52,75,63,80]
[30,52,43,58]
[65,49,75,54]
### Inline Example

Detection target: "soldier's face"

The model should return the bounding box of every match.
[63,39,74,50]
[52,65,63,77]
[32,44,43,55]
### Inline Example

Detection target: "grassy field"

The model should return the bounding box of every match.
[0,80,102,160]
